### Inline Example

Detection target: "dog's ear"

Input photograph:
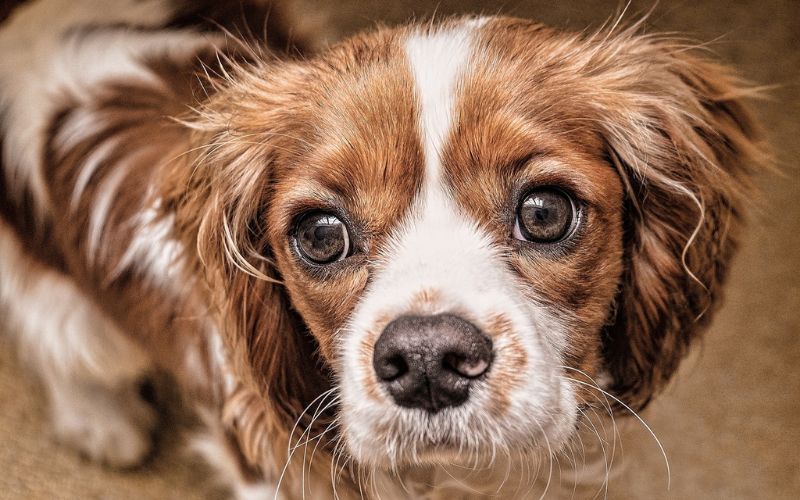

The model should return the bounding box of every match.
[596,40,769,410]
[177,57,330,466]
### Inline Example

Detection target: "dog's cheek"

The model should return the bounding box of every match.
[276,256,370,362]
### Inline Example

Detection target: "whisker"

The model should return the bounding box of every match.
[273,388,337,499]
[532,419,554,500]
[558,369,671,490]
[300,395,340,498]
[574,400,611,500]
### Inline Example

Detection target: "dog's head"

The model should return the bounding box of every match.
[188,16,763,472]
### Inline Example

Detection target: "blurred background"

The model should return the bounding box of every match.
[1,0,797,498]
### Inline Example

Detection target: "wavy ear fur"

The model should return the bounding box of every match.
[597,38,769,410]
[173,21,769,463]
[170,54,331,471]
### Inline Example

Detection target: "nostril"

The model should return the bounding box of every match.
[375,353,409,382]
[373,314,493,412]
[442,352,490,379]
[384,354,408,381]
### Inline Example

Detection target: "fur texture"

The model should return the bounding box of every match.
[0,2,767,498]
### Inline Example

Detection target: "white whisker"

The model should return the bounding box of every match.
[559,370,671,490]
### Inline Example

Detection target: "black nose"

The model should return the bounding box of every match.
[372,314,493,413]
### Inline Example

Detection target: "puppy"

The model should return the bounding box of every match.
[0,1,767,498]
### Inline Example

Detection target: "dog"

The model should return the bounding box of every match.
[0,0,768,498]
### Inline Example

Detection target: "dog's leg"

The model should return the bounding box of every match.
[0,220,156,468]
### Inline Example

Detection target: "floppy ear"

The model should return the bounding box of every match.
[173,56,331,469]
[596,41,769,410]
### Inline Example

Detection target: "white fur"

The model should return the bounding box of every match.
[48,375,157,467]
[403,24,473,185]
[86,159,132,259]
[338,21,578,478]
[0,219,155,467]
[70,135,122,210]
[113,197,185,286]
[0,0,215,218]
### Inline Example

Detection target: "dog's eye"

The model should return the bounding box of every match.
[294,212,350,264]
[513,188,577,243]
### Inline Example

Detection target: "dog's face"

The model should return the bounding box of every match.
[193,17,760,471]
[265,22,625,467]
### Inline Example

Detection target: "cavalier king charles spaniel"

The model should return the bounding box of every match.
[0,0,767,498]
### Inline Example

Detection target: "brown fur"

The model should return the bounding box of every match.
[0,10,768,496]
[452,18,766,411]
[155,27,427,486]
[185,17,766,479]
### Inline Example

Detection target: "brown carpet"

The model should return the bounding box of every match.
[1,1,798,498]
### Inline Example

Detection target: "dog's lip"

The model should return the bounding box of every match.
[408,435,463,455]
[425,437,458,448]
[387,439,492,468]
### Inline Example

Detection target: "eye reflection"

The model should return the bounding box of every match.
[513,188,576,243]
[294,212,350,264]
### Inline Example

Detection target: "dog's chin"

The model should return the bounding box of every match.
[347,438,557,472]
[341,414,574,471]
[390,443,543,469]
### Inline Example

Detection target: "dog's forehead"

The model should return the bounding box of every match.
[282,33,425,236]
[283,21,484,229]
[276,17,616,245]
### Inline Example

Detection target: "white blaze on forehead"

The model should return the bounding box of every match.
[404,25,474,186]
[339,19,577,468]
[341,22,520,366]
[372,23,510,303]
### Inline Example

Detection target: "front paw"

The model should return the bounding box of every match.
[51,383,158,468]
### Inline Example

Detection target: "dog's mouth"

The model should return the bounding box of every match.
[337,400,570,471]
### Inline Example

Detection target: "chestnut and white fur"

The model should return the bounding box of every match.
[0,0,767,498]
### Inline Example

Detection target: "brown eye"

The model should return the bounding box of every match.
[513,188,576,243]
[294,212,350,264]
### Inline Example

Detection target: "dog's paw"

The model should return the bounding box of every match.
[51,383,158,468]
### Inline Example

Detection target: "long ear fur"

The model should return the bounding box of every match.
[596,35,769,410]
[172,55,332,472]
